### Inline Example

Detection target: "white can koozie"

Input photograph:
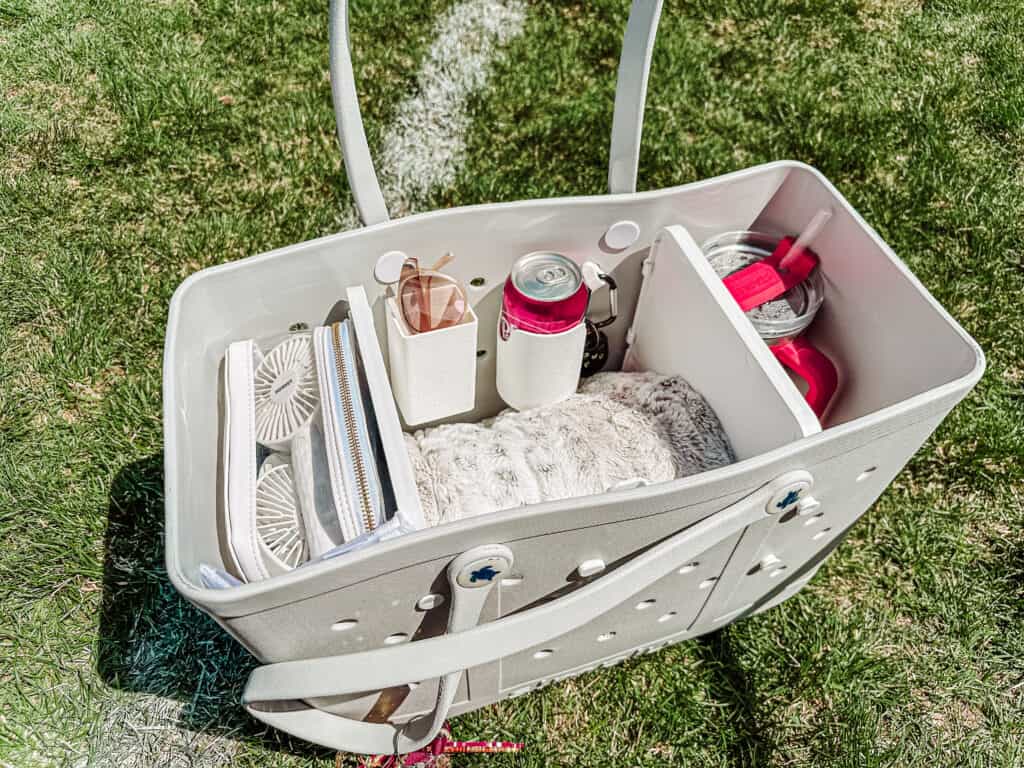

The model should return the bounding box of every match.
[496,319,586,411]
[496,252,591,411]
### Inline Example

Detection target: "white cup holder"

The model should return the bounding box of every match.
[386,297,478,426]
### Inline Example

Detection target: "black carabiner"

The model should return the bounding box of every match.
[589,273,618,329]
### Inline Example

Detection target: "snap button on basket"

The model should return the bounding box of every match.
[764,471,814,515]
[456,555,513,589]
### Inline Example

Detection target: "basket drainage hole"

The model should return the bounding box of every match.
[813,527,833,541]
[533,649,555,660]
[384,633,409,645]
[698,577,717,589]
[857,466,877,482]
[597,632,616,643]
[635,599,657,610]
[469,276,486,288]
[331,619,358,632]
[678,562,699,575]
[657,611,677,623]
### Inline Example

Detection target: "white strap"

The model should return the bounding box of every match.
[243,472,810,754]
[608,0,664,194]
[247,544,513,755]
[329,0,389,226]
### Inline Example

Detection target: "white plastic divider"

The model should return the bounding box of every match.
[346,286,425,530]
[624,225,820,460]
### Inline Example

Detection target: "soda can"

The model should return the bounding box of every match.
[500,252,589,338]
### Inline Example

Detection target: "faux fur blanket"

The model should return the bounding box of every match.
[405,372,735,527]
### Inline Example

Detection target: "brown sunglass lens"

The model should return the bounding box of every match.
[400,274,467,333]
[400,258,419,282]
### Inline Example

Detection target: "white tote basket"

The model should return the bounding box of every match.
[163,0,984,756]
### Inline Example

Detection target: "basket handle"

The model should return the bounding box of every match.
[608,0,664,195]
[242,470,812,754]
[329,0,665,226]
[329,0,389,226]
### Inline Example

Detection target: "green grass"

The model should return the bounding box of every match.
[2,0,1023,765]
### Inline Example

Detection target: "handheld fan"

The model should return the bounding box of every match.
[254,334,320,449]
[255,456,308,571]
[253,334,337,558]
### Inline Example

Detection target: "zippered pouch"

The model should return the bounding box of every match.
[314,320,386,542]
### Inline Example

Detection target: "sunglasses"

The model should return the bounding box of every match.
[398,253,468,334]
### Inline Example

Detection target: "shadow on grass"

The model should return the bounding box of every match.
[96,454,331,759]
[695,629,773,767]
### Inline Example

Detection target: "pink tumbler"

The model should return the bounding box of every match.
[704,231,839,421]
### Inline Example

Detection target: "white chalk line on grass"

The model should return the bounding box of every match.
[89,3,526,765]
[377,0,527,216]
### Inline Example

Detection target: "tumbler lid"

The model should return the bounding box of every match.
[702,231,825,343]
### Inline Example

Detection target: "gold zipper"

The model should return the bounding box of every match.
[331,322,376,534]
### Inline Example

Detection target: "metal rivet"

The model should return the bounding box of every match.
[699,577,717,589]
[577,559,606,578]
[813,527,833,541]
[804,513,825,526]
[597,632,616,642]
[533,649,554,659]
[384,633,409,645]
[330,619,358,632]
[635,599,657,610]
[416,593,445,611]
[657,611,677,623]
[797,497,822,516]
[678,562,699,574]
[769,566,788,578]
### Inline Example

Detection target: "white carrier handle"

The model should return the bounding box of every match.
[328,0,665,226]
[243,471,812,754]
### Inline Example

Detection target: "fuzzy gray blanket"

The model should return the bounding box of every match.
[405,372,735,527]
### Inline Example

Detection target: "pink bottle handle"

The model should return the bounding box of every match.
[771,337,838,420]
